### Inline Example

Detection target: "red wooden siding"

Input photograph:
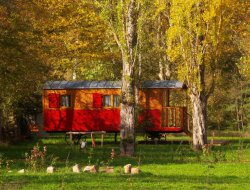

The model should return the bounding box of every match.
[44,109,164,132]
[138,109,183,132]
[44,108,184,133]
[43,109,120,132]
[44,109,72,131]
[93,93,103,108]
[48,93,60,108]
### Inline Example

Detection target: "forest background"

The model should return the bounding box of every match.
[0,0,249,142]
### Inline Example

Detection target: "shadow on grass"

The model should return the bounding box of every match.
[1,172,247,190]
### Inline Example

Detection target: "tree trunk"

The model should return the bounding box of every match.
[157,12,171,80]
[235,98,240,131]
[120,59,136,156]
[120,0,137,156]
[120,92,135,155]
[158,55,171,80]
[72,58,77,80]
[190,86,208,151]
[0,110,3,142]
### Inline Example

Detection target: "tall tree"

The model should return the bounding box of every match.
[154,0,171,80]
[232,0,250,131]
[133,0,172,81]
[0,0,50,141]
[167,0,229,150]
[100,0,141,155]
[202,0,249,131]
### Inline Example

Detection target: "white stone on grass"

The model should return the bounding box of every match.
[72,164,81,173]
[124,164,132,174]
[105,166,114,173]
[131,167,140,175]
[18,169,25,173]
[47,166,55,173]
[83,165,98,173]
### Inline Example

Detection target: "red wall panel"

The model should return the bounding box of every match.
[93,93,103,108]
[138,109,161,128]
[48,94,60,108]
[43,108,182,133]
[139,109,183,133]
[43,109,120,132]
[44,109,72,131]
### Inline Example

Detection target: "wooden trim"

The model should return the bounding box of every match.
[161,107,187,128]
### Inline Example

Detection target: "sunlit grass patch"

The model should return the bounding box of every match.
[0,134,249,189]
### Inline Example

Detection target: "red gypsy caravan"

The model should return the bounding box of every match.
[43,80,191,141]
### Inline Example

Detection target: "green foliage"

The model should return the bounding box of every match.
[167,0,223,86]
[77,61,122,81]
[87,147,94,165]
[0,154,5,170]
[167,0,250,130]
[0,1,49,140]
[27,0,118,80]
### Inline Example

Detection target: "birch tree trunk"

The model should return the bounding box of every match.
[157,10,171,80]
[103,0,139,155]
[158,56,171,80]
[190,86,208,150]
[120,74,135,155]
[190,61,208,150]
[119,0,137,156]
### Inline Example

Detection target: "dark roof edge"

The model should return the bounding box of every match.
[43,80,187,90]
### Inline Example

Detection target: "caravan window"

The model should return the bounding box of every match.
[60,95,71,108]
[113,95,120,107]
[103,95,112,107]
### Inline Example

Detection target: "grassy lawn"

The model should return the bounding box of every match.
[0,134,249,190]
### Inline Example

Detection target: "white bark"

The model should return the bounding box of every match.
[119,0,138,156]
[190,86,208,150]
[157,12,171,80]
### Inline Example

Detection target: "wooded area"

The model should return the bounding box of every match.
[0,0,249,153]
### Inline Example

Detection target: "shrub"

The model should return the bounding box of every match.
[25,144,47,171]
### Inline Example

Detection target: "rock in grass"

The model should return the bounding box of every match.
[72,164,81,173]
[105,166,114,173]
[131,167,140,175]
[99,166,114,173]
[18,169,25,173]
[83,165,98,173]
[124,164,132,174]
[47,166,55,173]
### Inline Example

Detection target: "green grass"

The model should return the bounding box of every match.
[0,134,249,190]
